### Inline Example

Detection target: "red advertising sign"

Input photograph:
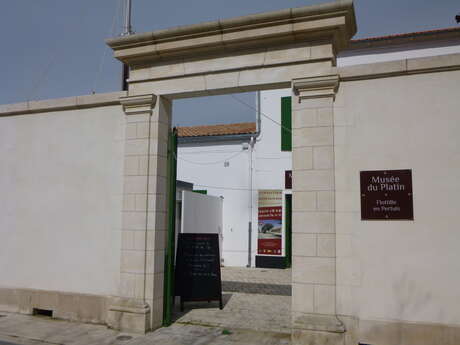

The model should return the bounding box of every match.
[257,190,282,255]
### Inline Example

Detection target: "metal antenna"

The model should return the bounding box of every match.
[122,0,134,36]
[121,0,133,90]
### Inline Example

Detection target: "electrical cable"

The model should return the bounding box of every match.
[180,149,242,155]
[92,0,124,94]
[174,94,291,165]
[174,150,244,165]
[229,94,292,134]
[27,4,92,101]
[193,184,253,191]
[27,56,59,101]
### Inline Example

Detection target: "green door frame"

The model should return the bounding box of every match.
[285,194,292,268]
[163,127,178,326]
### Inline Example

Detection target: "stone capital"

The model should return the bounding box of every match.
[120,94,157,115]
[292,75,339,101]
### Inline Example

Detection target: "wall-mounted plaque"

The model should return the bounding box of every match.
[360,169,413,220]
[285,170,292,189]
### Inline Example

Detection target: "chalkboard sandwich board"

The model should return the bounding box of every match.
[174,233,223,311]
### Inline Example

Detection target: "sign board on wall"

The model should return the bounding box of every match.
[258,190,282,255]
[285,170,292,189]
[360,169,414,220]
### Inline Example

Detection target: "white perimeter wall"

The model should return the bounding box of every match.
[0,105,125,296]
[338,39,460,67]
[335,70,460,325]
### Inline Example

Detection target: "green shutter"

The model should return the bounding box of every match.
[281,96,292,151]
[193,190,207,195]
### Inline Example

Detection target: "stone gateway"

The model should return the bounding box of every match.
[1,1,460,344]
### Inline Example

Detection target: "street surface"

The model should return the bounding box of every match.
[0,267,292,344]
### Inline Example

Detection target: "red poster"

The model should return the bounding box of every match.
[257,190,282,255]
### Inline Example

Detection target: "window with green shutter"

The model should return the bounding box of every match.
[281,96,292,151]
[193,190,207,195]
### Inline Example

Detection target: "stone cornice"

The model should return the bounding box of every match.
[106,1,356,65]
[292,75,339,100]
[0,92,126,117]
[119,94,157,115]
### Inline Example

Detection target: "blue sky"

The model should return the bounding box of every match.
[1,0,459,126]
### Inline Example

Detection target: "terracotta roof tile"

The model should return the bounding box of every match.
[177,122,256,138]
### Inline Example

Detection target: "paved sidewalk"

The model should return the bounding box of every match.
[0,267,292,344]
[0,312,290,345]
[173,267,292,334]
[221,267,291,296]
[221,267,291,285]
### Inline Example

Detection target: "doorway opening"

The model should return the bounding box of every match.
[162,90,293,334]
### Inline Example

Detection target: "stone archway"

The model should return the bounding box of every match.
[106,1,356,343]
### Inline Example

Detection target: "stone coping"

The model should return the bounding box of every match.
[348,27,460,51]
[2,52,458,118]
[339,52,460,80]
[0,91,126,117]
[106,0,356,64]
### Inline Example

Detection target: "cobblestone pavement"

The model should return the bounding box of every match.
[221,281,291,296]
[222,267,291,285]
[0,312,290,345]
[173,267,292,334]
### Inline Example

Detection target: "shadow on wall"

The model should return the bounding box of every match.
[390,271,434,343]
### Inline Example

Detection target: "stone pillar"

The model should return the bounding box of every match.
[107,94,170,333]
[291,75,345,344]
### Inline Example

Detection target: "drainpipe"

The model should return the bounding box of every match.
[247,136,254,268]
[255,90,262,140]
[247,91,262,268]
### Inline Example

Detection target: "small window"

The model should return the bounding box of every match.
[281,96,292,151]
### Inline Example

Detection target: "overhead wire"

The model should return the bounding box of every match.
[92,0,124,94]
[193,184,253,191]
[174,150,244,165]
[27,56,59,101]
[27,3,93,101]
[229,94,292,134]
[174,93,291,165]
